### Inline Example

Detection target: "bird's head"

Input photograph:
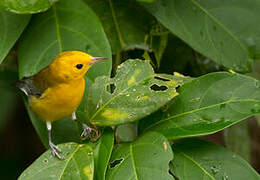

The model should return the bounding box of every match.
[49,51,107,82]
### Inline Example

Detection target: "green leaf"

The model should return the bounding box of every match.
[142,0,260,72]
[82,59,179,126]
[91,128,114,180]
[106,132,173,180]
[140,72,260,140]
[85,0,154,53]
[170,139,259,180]
[224,121,251,162]
[18,0,112,146]
[18,143,94,180]
[1,0,57,14]
[137,0,155,3]
[115,123,138,142]
[0,10,30,64]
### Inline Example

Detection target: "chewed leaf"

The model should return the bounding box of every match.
[82,59,180,126]
[18,143,94,180]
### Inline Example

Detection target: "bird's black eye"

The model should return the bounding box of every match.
[76,64,83,69]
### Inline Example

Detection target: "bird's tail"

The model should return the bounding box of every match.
[13,78,41,97]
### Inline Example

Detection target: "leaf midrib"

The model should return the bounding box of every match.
[180,151,216,180]
[52,4,63,52]
[189,0,248,54]
[58,145,81,180]
[108,0,125,49]
[88,72,155,122]
[145,98,260,130]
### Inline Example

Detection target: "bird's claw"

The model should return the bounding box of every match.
[81,124,101,142]
[49,142,63,160]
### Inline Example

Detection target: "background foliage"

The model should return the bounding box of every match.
[0,0,259,179]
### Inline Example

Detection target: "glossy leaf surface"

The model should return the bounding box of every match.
[142,0,260,72]
[0,10,30,63]
[82,59,179,126]
[171,139,259,180]
[106,132,173,180]
[1,0,57,14]
[141,72,260,140]
[19,143,94,180]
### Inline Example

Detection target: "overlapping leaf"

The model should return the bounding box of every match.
[19,143,94,180]
[85,0,154,53]
[1,0,57,14]
[140,72,260,140]
[142,0,260,72]
[170,140,259,180]
[81,59,180,126]
[17,0,112,146]
[224,121,251,162]
[0,10,30,64]
[106,132,173,180]
[90,128,114,180]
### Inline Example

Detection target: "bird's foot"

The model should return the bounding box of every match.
[49,142,63,160]
[81,124,101,142]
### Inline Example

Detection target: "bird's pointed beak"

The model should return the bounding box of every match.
[90,57,108,64]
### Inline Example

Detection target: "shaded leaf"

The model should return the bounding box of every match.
[19,143,94,180]
[17,0,112,146]
[140,72,260,140]
[82,59,179,126]
[224,121,251,162]
[0,70,19,131]
[142,0,260,72]
[1,0,57,14]
[91,128,114,180]
[171,139,259,180]
[85,0,154,53]
[106,132,173,180]
[0,10,30,64]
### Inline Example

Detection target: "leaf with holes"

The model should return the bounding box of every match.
[106,132,173,180]
[0,10,30,64]
[81,59,180,126]
[140,72,260,140]
[18,143,94,180]
[170,139,259,180]
[18,0,112,147]
[85,0,154,53]
[141,0,260,72]
[1,0,57,14]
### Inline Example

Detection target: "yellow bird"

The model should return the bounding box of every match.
[15,51,107,159]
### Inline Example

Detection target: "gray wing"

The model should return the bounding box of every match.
[14,77,42,97]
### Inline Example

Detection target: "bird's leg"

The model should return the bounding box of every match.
[71,112,100,142]
[46,122,63,160]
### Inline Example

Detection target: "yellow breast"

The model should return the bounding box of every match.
[30,78,85,122]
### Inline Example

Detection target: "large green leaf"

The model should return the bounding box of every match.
[106,132,173,180]
[85,0,154,53]
[224,121,251,162]
[81,59,179,126]
[19,143,94,180]
[142,0,260,72]
[170,139,259,180]
[0,10,30,64]
[0,0,57,14]
[90,128,114,180]
[140,72,260,140]
[17,0,112,146]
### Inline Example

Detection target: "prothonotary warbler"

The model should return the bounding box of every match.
[15,51,107,159]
